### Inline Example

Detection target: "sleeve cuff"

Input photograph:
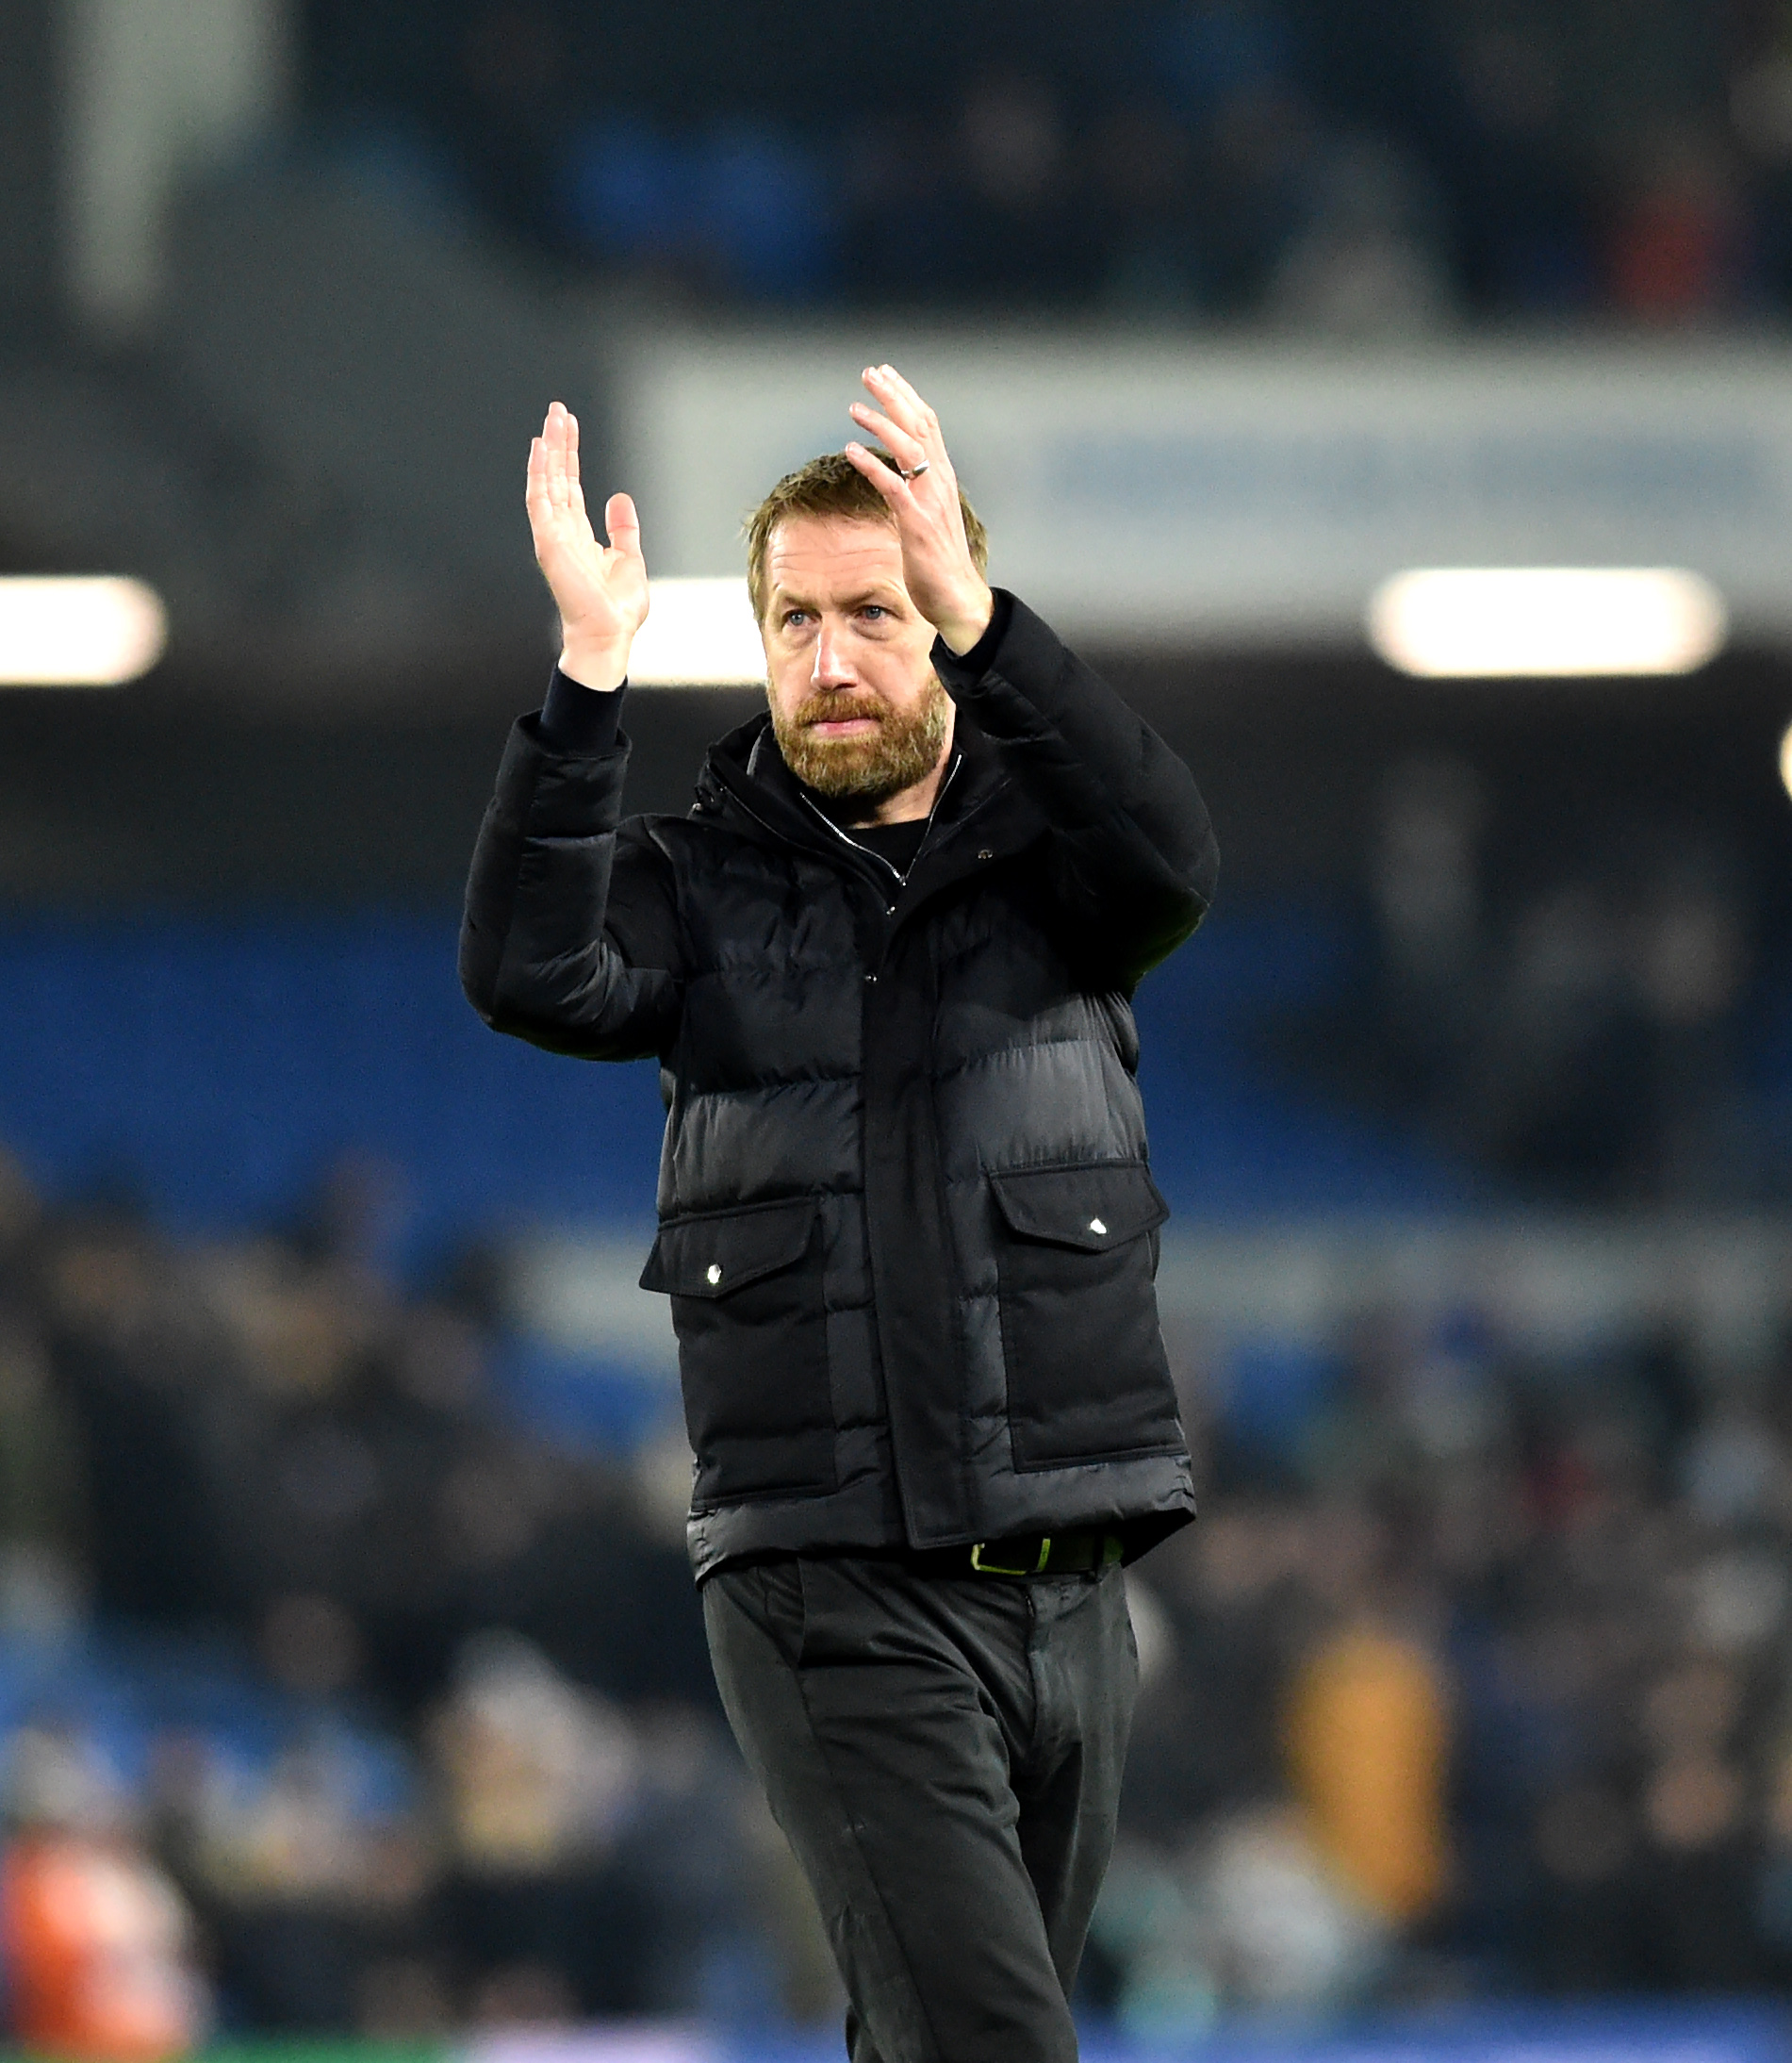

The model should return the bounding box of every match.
[930,590,1015,687]
[539,668,627,753]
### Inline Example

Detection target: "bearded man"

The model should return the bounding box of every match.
[461,365,1217,2063]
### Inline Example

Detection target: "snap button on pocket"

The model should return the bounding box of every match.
[986,1162,1178,1473]
[649,1197,834,1508]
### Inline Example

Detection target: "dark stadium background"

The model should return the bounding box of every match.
[1,2,1791,2057]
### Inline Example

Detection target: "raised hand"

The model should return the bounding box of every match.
[526,401,649,691]
[846,365,995,655]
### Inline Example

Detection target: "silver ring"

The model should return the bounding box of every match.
[899,460,929,481]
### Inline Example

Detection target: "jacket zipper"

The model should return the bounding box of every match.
[713,748,1008,961]
[798,751,963,894]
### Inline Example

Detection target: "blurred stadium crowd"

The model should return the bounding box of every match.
[0,1143,816,2044]
[1307,754,1790,1206]
[309,0,1792,327]
[0,1126,1789,2041]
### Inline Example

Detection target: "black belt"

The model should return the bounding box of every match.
[907,1530,1125,1577]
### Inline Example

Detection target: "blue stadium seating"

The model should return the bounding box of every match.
[0,906,1464,1273]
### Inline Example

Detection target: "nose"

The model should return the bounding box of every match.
[812,619,855,691]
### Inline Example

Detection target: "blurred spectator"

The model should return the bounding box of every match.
[1527,1777,1636,1989]
[1086,99,1202,313]
[0,1307,89,1642]
[428,1632,743,2019]
[962,74,1067,215]
[1605,131,1753,324]
[955,73,1078,299]
[1449,18,1598,315]
[1636,1745,1762,1988]
[1323,790,1761,1205]
[1282,1607,1452,1923]
[41,1213,243,1626]
[1358,756,1489,1144]
[1083,1838,1217,2037]
[1091,1805,1385,2027]
[1172,1,1318,318]
[0,1726,209,2060]
[1201,1803,1385,2011]
[454,3,571,252]
[259,1594,366,1704]
[840,114,963,302]
[1267,133,1456,334]
[432,1632,638,1877]
[187,1725,433,2034]
[1119,1509,1298,1842]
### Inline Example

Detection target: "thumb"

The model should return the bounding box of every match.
[604,491,644,562]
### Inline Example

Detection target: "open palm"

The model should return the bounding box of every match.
[526,401,649,685]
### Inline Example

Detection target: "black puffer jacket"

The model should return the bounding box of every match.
[461,593,1218,1576]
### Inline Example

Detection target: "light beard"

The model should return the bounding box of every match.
[771,676,952,806]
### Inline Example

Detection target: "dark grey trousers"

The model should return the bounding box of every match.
[701,1553,1138,2063]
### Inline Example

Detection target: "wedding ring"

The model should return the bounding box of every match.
[898,461,930,480]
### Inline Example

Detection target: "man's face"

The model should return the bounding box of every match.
[760,515,953,804]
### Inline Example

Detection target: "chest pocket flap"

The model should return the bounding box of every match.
[639,1197,819,1298]
[989,1161,1169,1251]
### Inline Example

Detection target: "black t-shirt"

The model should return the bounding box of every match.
[835,816,929,875]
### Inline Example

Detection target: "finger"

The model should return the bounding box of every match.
[604,490,643,564]
[864,363,937,442]
[539,407,560,511]
[564,412,590,524]
[526,439,552,536]
[847,401,926,469]
[878,364,938,427]
[544,401,571,511]
[861,365,926,441]
[844,441,910,507]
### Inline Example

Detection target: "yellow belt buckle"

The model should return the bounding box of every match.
[970,1535,1052,1576]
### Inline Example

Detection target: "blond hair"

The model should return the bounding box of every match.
[744,451,989,622]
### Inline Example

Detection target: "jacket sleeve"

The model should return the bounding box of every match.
[931,591,1219,986]
[459,713,683,1062]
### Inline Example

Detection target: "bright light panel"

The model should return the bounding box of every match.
[0,576,168,686]
[1367,568,1728,679]
[628,578,764,686]
[1781,722,1792,803]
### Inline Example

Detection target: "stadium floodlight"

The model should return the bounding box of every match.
[1367,569,1728,680]
[628,578,765,686]
[0,576,168,686]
